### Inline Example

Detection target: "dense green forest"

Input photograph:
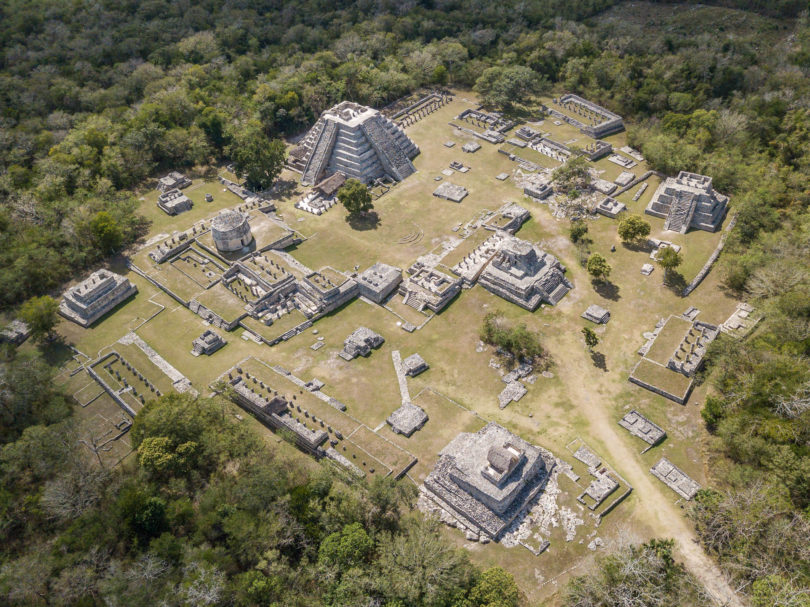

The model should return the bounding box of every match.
[2,0,810,604]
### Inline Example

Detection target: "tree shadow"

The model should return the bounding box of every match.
[664,271,687,295]
[37,335,74,368]
[268,177,299,198]
[591,279,621,301]
[346,211,380,231]
[590,351,608,372]
[621,240,654,254]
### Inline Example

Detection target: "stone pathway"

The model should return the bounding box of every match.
[391,350,411,404]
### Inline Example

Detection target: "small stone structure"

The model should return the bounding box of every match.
[581,304,610,324]
[547,94,624,138]
[591,177,617,196]
[296,171,347,215]
[211,210,253,252]
[340,327,384,360]
[290,101,419,186]
[720,302,761,338]
[157,189,192,215]
[618,410,666,450]
[640,263,654,276]
[422,422,556,540]
[0,320,30,345]
[387,402,429,436]
[478,235,572,310]
[157,171,191,192]
[191,329,226,356]
[399,263,462,313]
[498,381,527,409]
[615,171,635,186]
[650,457,700,500]
[462,142,481,153]
[646,171,729,233]
[433,182,468,202]
[578,469,619,510]
[356,262,402,303]
[483,202,530,234]
[59,269,138,327]
[595,196,625,218]
[402,353,429,377]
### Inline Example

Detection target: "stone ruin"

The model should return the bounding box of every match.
[581,304,610,324]
[387,401,429,437]
[0,319,30,345]
[614,171,636,187]
[59,269,138,327]
[547,94,625,139]
[618,410,666,450]
[433,182,468,202]
[422,422,556,540]
[157,188,192,215]
[296,171,347,215]
[157,170,191,192]
[478,235,572,310]
[498,381,528,409]
[638,315,720,378]
[228,374,327,455]
[720,302,761,338]
[595,196,626,218]
[191,329,226,356]
[483,202,530,234]
[402,353,429,377]
[646,171,729,233]
[289,101,419,186]
[578,469,619,510]
[399,262,462,313]
[340,327,385,360]
[462,141,481,153]
[211,209,253,252]
[650,457,700,500]
[356,262,403,303]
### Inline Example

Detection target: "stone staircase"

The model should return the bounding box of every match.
[302,120,337,186]
[663,192,698,233]
[361,116,415,181]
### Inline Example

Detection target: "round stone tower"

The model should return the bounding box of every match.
[211,210,252,252]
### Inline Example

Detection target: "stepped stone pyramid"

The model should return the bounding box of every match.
[645,171,729,233]
[478,235,572,310]
[290,101,419,186]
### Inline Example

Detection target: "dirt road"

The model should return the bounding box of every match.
[559,348,744,607]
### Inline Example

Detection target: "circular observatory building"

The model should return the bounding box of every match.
[211,210,252,252]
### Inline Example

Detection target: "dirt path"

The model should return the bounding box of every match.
[559,349,744,607]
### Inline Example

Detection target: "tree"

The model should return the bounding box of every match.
[338,179,373,217]
[582,327,599,351]
[617,214,651,244]
[552,155,590,197]
[657,246,683,280]
[227,121,286,191]
[19,295,59,341]
[570,220,588,243]
[467,567,520,607]
[318,522,373,568]
[586,253,611,282]
[474,66,542,110]
[88,211,124,253]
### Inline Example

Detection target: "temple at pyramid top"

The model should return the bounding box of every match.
[289,101,419,186]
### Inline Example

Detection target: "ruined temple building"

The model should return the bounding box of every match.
[646,171,729,233]
[423,423,556,540]
[478,235,572,310]
[157,171,192,192]
[289,101,419,186]
[211,210,253,252]
[59,269,138,327]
